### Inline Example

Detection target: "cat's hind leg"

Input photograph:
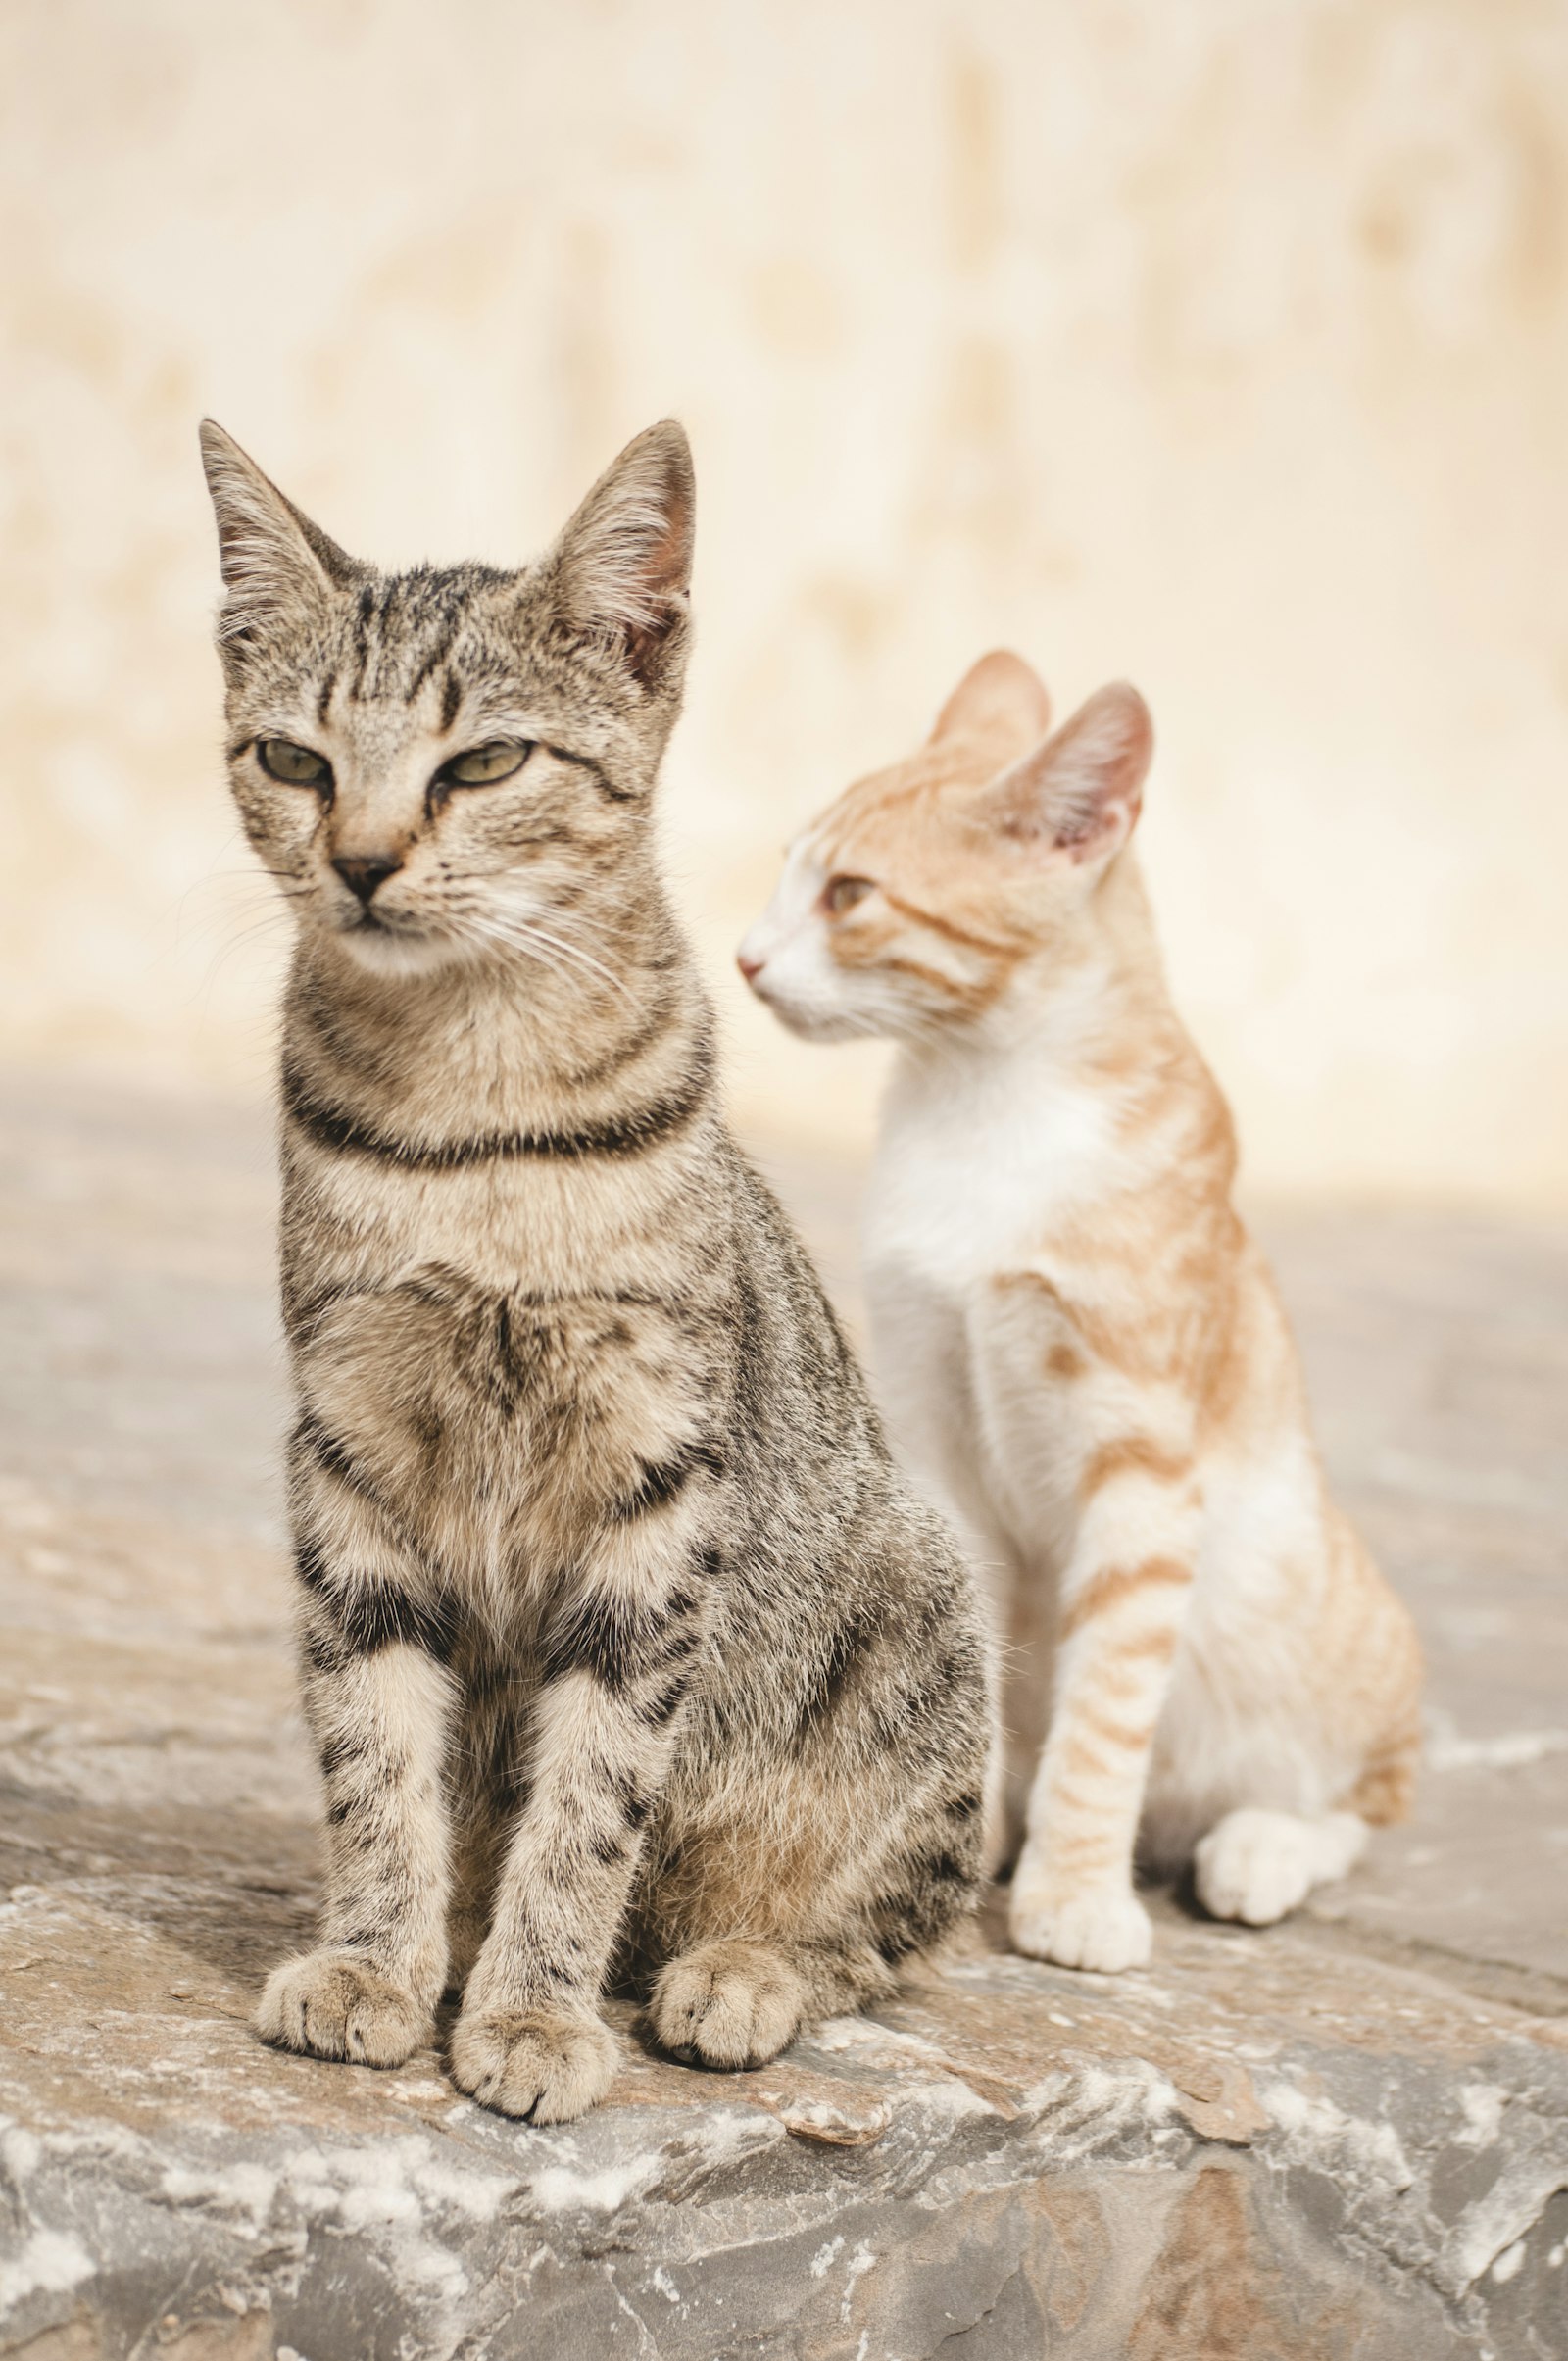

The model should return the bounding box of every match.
[649,1937,808,2069]
[639,1806,902,2072]
[1193,1806,1366,1927]
[645,1746,984,2070]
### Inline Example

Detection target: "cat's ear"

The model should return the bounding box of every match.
[550,420,695,688]
[930,650,1052,751]
[982,683,1152,865]
[199,421,359,646]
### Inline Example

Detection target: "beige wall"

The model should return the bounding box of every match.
[3,0,1567,1199]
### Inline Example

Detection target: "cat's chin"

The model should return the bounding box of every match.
[753,992,877,1046]
[328,924,470,981]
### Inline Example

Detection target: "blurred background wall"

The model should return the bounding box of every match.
[2,0,1566,1201]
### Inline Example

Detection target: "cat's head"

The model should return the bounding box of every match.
[200,419,694,980]
[738,651,1152,1041]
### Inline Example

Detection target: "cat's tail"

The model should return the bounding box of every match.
[1348,1701,1422,1826]
[1328,1509,1425,1828]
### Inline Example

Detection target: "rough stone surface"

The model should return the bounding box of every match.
[1,1079,1565,2359]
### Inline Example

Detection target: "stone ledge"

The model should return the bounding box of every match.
[4,1869,1566,2359]
[2,1082,1566,2357]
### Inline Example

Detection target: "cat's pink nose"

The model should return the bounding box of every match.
[737,951,763,983]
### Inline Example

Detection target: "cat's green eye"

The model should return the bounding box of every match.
[258,739,331,788]
[442,741,532,787]
[822,875,875,917]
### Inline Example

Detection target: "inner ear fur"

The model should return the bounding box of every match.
[549,419,695,688]
[930,650,1053,753]
[198,420,361,645]
[981,682,1153,862]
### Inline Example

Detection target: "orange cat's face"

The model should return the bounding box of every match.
[739,652,1152,1042]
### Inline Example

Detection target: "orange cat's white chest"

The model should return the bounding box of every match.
[862,1049,1123,1573]
[866,1054,1119,1293]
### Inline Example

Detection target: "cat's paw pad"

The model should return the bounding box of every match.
[1194,1808,1360,1926]
[1008,1881,1152,1974]
[448,2005,617,2122]
[650,1939,805,2069]
[256,1948,428,2067]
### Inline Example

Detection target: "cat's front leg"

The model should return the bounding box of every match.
[1009,1450,1200,1973]
[451,1543,708,2123]
[258,1451,459,2066]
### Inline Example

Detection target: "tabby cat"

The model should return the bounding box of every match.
[199,419,989,2120]
[739,650,1422,1973]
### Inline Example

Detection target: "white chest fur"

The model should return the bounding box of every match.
[862,1034,1121,1568]
[865,1037,1118,1295]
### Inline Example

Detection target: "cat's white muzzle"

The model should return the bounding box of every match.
[737,920,872,1043]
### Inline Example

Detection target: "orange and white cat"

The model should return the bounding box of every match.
[738,652,1422,1973]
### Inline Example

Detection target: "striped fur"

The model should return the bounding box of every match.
[199,422,989,2119]
[740,650,1423,1973]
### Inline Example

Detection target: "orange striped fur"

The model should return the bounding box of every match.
[740,651,1423,1972]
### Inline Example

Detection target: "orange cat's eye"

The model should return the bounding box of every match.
[822,875,875,917]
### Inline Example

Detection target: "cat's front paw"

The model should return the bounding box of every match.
[1008,1872,1152,1974]
[650,1938,806,2069]
[257,1947,429,2067]
[449,2004,617,2122]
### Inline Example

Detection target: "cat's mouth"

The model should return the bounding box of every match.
[339,905,424,945]
[328,903,471,979]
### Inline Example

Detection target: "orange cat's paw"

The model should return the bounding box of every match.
[1008,1875,1152,1973]
[1194,1807,1366,1927]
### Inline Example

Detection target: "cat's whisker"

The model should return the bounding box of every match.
[459,901,638,1007]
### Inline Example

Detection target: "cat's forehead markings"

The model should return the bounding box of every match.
[334,567,496,711]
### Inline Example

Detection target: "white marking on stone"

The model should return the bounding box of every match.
[839,2242,876,2325]
[809,2237,845,2278]
[813,2016,897,2050]
[908,2075,994,2121]
[0,2126,41,2181]
[410,2152,514,2221]
[651,2266,681,2304]
[1491,2239,1526,2284]
[0,2227,93,2310]
[387,2076,450,2105]
[528,2151,662,2214]
[1456,2086,1506,2149]
[1261,2081,1414,2194]
[1448,2156,1568,2293]
[161,2160,278,2232]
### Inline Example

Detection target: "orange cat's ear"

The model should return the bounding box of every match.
[982,683,1152,865]
[930,651,1052,751]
